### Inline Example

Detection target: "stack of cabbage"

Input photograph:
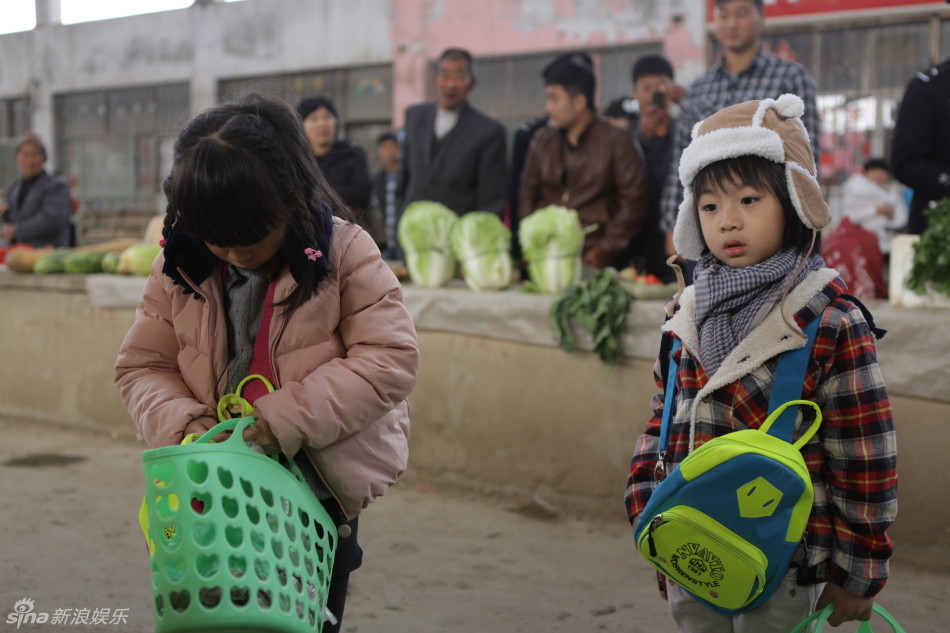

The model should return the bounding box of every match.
[449,212,514,291]
[397,201,458,287]
[519,205,584,294]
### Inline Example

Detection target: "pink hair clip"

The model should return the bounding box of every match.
[159,239,167,247]
[304,248,323,261]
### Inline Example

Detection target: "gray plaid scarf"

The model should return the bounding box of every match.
[693,250,824,375]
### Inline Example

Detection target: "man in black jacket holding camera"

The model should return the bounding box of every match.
[617,54,681,279]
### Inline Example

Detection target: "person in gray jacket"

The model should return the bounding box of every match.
[399,48,507,217]
[1,132,72,248]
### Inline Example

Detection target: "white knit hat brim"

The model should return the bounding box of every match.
[674,125,786,260]
[678,126,786,190]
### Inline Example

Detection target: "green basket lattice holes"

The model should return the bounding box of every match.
[144,445,336,633]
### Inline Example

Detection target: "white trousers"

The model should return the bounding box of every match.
[667,569,825,633]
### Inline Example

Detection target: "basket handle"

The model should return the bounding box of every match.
[192,416,257,445]
[191,416,313,487]
[789,604,906,633]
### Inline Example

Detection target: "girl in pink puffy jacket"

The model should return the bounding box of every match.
[115,93,420,632]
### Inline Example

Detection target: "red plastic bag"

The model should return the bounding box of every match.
[822,217,887,299]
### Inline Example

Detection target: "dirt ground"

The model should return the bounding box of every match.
[1,417,947,633]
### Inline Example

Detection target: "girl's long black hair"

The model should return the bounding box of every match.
[162,93,349,313]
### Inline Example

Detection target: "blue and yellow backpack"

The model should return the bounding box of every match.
[634,318,821,615]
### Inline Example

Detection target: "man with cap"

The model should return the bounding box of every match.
[399,48,507,217]
[891,57,950,235]
[603,96,637,131]
[1,132,73,248]
[519,51,647,269]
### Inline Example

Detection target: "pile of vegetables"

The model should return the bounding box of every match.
[519,205,585,294]
[550,269,633,366]
[397,201,458,288]
[449,212,514,291]
[4,238,161,276]
[393,202,598,296]
[907,199,950,296]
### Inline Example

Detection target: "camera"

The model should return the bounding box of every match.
[652,90,666,108]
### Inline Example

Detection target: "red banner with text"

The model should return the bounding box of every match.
[708,0,944,21]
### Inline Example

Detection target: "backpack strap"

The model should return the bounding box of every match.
[759,400,823,450]
[658,314,819,456]
[765,317,821,443]
[839,293,887,340]
[658,337,681,453]
[653,336,681,479]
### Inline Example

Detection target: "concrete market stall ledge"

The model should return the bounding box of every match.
[0,270,945,404]
[60,271,950,405]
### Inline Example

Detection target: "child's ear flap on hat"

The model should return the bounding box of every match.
[788,167,831,230]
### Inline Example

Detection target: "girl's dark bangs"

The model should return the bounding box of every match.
[172,139,283,247]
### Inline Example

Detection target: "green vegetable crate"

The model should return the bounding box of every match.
[142,417,337,633]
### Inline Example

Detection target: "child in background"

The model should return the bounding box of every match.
[841,158,908,256]
[115,94,420,632]
[624,94,897,632]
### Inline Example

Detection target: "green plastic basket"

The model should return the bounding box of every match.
[790,603,906,633]
[142,417,337,633]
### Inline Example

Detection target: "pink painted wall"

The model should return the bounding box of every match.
[390,0,706,126]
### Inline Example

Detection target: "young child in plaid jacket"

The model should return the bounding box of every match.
[624,94,897,633]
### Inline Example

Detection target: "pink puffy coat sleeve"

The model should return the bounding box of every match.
[114,254,218,447]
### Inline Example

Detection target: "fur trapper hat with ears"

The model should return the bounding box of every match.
[673,94,830,260]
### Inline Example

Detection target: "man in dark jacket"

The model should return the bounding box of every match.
[891,57,950,235]
[372,132,403,258]
[1,132,72,248]
[400,48,507,217]
[620,54,680,281]
[507,115,549,269]
[520,51,648,268]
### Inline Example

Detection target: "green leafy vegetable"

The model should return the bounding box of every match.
[550,269,633,366]
[907,199,950,296]
[397,200,458,288]
[519,205,584,294]
[449,212,514,291]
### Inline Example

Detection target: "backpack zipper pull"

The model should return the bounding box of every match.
[654,450,668,481]
[647,514,663,557]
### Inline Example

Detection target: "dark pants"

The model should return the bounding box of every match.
[320,502,362,633]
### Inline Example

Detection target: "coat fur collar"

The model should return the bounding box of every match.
[662,267,840,402]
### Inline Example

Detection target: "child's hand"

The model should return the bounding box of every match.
[243,415,281,455]
[815,582,874,626]
[184,416,218,440]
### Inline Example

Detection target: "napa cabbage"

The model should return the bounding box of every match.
[449,212,514,291]
[397,201,458,287]
[518,205,584,294]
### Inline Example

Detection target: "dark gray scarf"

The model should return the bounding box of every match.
[224,264,270,394]
[693,250,824,375]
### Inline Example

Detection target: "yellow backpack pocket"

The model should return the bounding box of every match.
[637,505,768,612]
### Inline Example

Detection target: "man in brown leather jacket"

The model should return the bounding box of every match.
[520,52,648,268]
